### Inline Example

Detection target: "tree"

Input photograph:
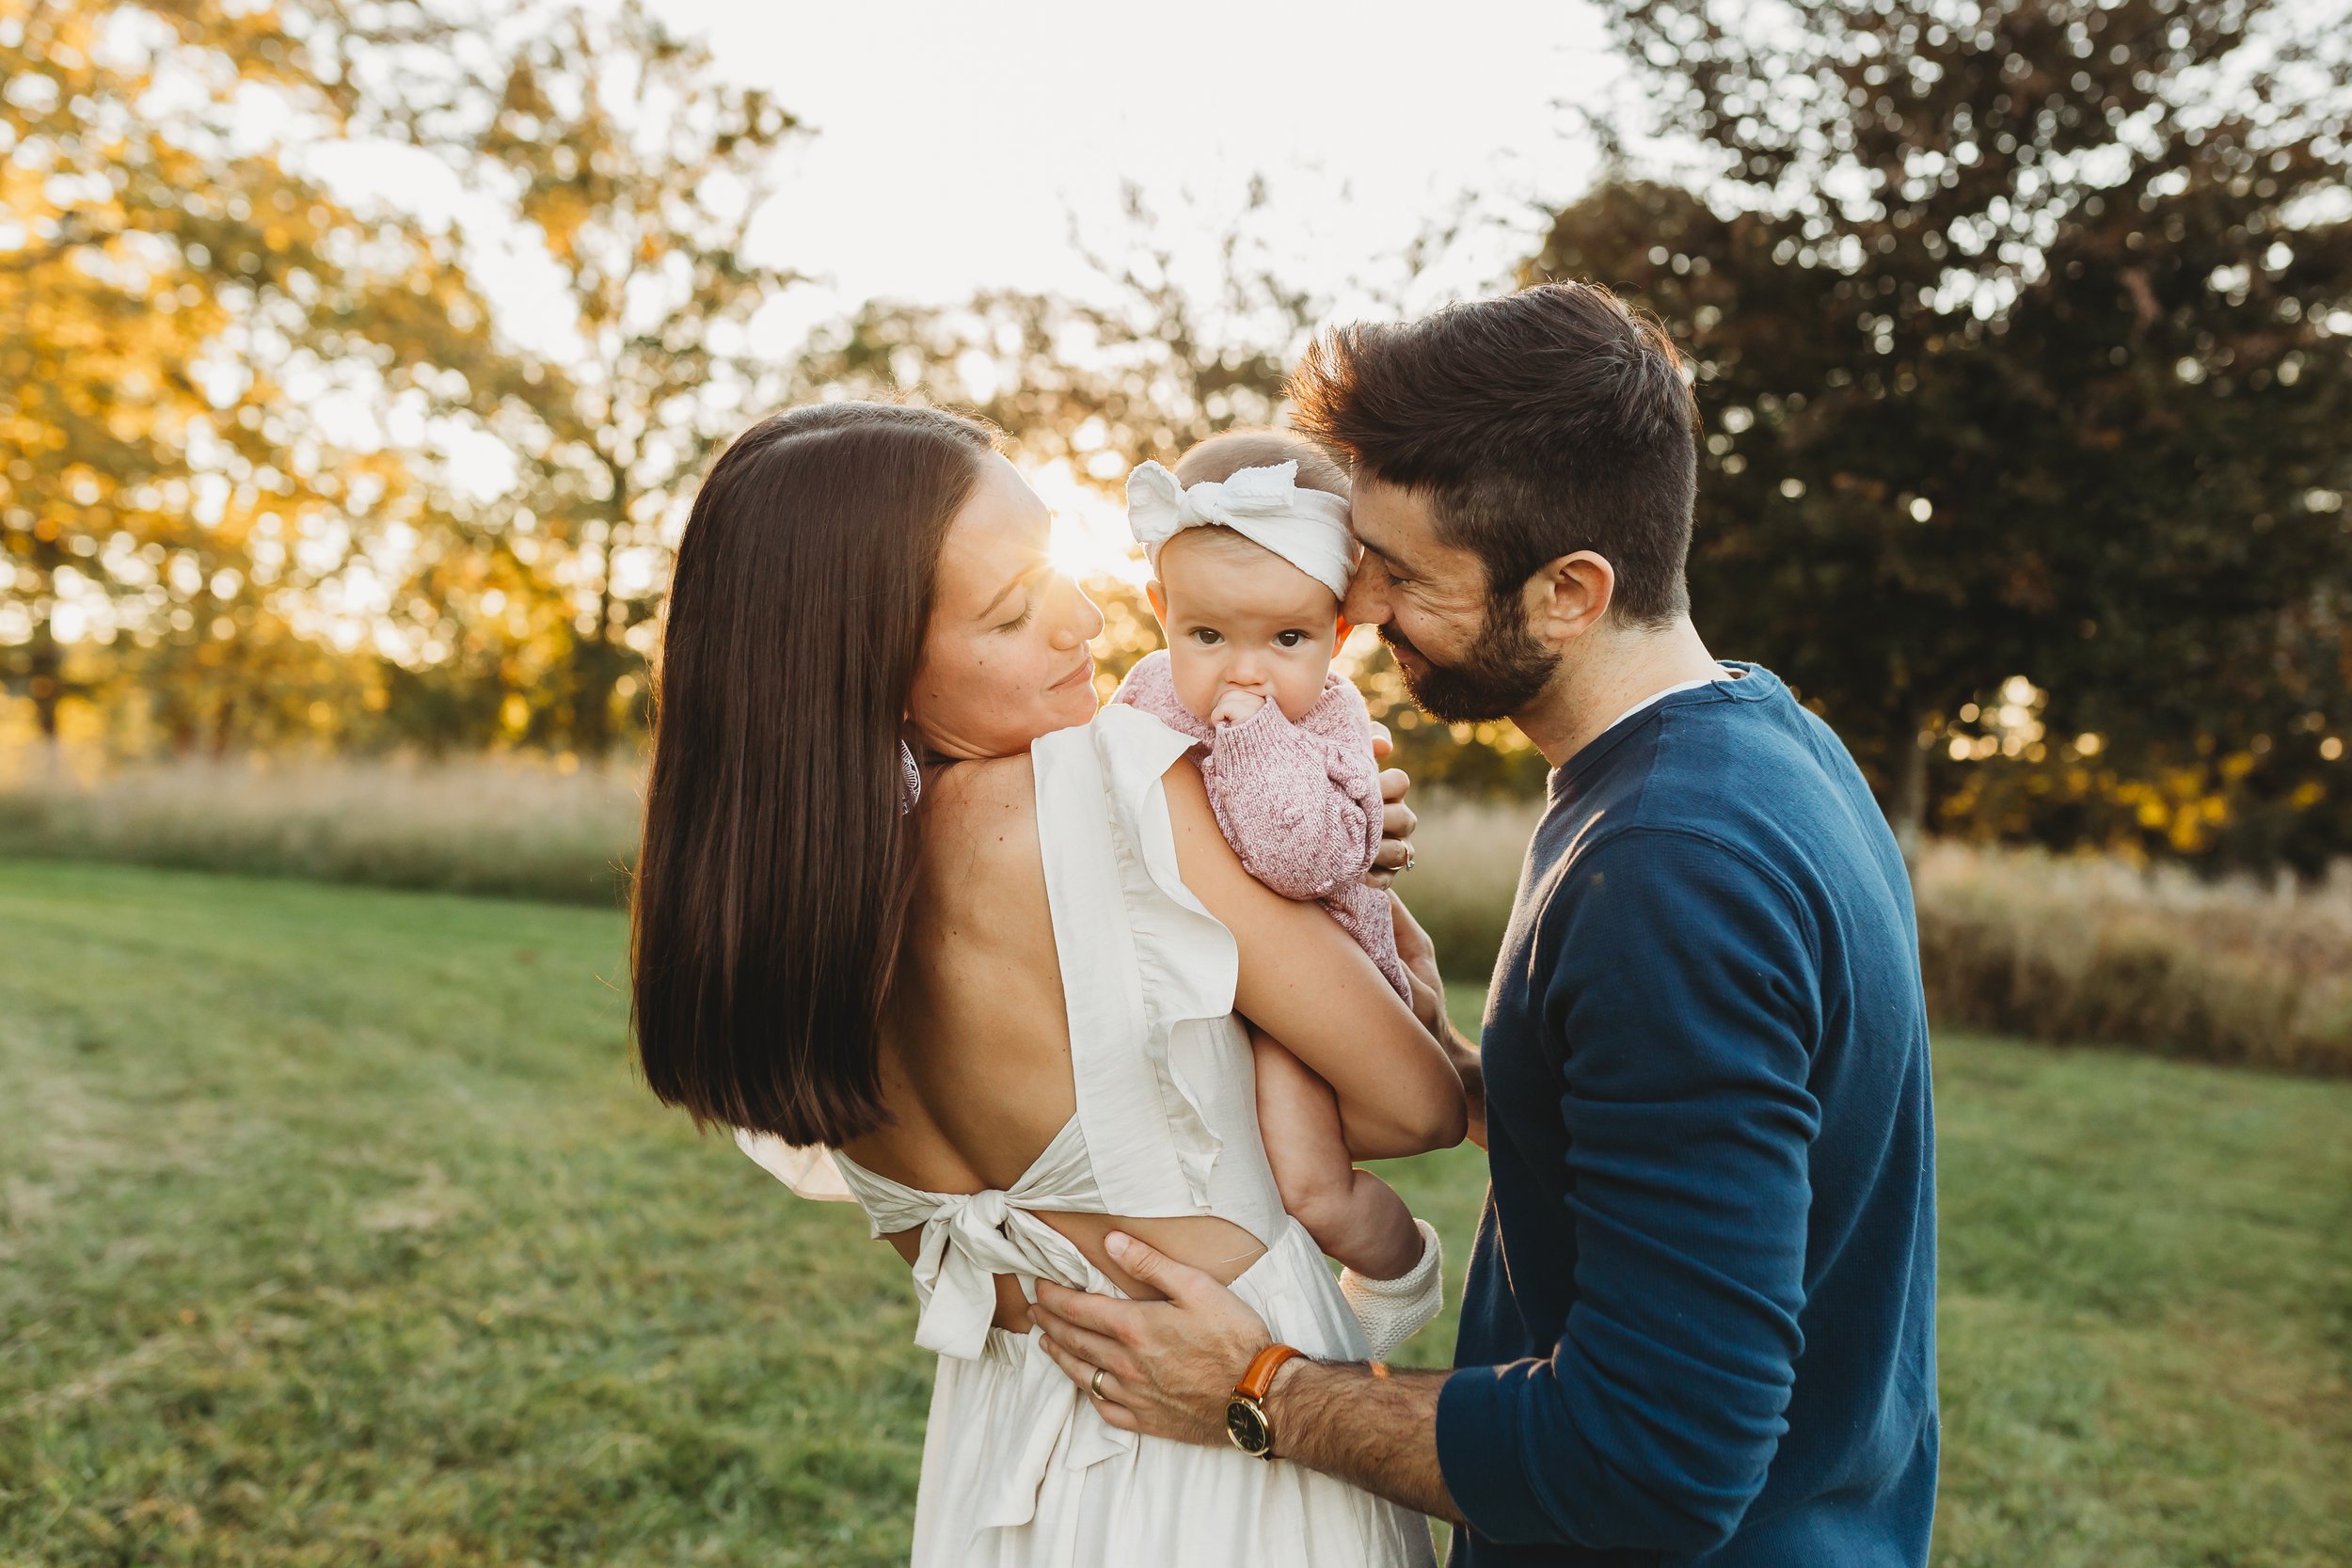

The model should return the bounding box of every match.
[0,0,508,755]
[797,182,1311,476]
[795,184,1551,791]
[1532,0,2352,866]
[392,0,805,755]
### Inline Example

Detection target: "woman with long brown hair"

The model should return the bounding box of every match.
[631,402,1463,1565]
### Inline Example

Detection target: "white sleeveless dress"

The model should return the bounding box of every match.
[738,705,1436,1567]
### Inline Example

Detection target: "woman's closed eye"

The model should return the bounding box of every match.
[995,596,1035,632]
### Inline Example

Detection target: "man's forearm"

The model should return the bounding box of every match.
[1266,1358,1466,1526]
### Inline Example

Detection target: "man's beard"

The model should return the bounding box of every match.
[1380,594,1557,723]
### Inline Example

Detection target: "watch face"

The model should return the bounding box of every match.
[1225,1397,1271,1456]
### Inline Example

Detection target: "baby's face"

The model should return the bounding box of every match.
[1148,530,1341,724]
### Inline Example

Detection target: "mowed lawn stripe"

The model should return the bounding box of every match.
[3,859,2346,1567]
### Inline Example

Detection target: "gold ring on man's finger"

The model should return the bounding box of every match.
[1090,1366,1107,1401]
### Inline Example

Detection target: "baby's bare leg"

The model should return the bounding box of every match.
[1250,1025,1422,1279]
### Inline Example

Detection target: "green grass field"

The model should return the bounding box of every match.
[4,860,2347,1566]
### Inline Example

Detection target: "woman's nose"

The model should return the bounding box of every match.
[1046,575,1104,648]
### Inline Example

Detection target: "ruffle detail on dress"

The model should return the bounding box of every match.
[733,1130,857,1203]
[1085,703,1240,1207]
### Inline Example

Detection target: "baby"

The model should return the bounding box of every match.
[1113,430,1443,1361]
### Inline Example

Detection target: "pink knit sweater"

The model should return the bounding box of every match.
[1112,650,1410,1001]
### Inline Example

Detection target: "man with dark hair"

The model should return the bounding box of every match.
[1033,281,1939,1566]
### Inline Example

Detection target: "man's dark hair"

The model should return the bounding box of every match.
[1288,281,1698,626]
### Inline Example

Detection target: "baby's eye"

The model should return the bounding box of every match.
[1274,630,1308,649]
[1189,627,1223,646]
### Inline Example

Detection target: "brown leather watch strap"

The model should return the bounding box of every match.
[1236,1343,1302,1402]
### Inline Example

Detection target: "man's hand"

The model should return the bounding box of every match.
[1392,892,1486,1149]
[1039,1238,1468,1525]
[1210,689,1266,728]
[1030,1233,1271,1448]
[1366,723,1416,889]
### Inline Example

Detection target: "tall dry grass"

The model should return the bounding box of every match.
[0,752,644,907]
[1913,842,2352,1076]
[5,752,2345,1074]
[1403,796,2352,1076]
[1398,794,1543,986]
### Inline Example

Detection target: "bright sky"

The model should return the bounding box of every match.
[657,0,1624,580]
[664,0,1620,333]
[291,0,1630,612]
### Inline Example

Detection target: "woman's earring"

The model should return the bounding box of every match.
[899,738,923,816]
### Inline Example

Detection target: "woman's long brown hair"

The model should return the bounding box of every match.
[631,402,996,1146]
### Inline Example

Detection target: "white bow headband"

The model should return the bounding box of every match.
[1125,460,1358,600]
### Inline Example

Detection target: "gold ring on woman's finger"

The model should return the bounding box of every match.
[1090,1366,1107,1400]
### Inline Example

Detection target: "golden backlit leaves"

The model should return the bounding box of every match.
[1,0,497,745]
[3,0,2342,873]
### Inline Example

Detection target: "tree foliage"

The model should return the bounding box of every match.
[797,183,1311,471]
[0,0,803,759]
[388,0,803,754]
[0,0,497,752]
[1533,0,2352,867]
[6,1,2344,870]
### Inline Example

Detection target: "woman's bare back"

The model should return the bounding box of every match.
[839,752,1267,1325]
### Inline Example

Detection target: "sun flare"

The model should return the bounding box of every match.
[1025,457,1152,589]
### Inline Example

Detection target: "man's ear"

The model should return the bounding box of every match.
[1145,578,1169,627]
[1530,551,1615,645]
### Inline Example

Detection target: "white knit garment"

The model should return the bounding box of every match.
[1338,1217,1445,1364]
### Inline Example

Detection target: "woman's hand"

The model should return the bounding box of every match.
[1365,723,1416,890]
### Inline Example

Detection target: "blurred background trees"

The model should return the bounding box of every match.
[387,0,803,756]
[789,182,1558,795]
[0,0,497,756]
[3,0,2345,873]
[1532,0,2352,871]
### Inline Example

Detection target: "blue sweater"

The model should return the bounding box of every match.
[1435,664,1938,1567]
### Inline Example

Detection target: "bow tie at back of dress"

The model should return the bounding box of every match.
[792,1118,1139,1533]
[818,1116,1103,1361]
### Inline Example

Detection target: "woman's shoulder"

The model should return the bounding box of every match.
[927,750,1035,809]
[924,706,1200,846]
[924,717,1198,864]
[921,752,1041,868]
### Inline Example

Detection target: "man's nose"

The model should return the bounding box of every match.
[1343,558,1389,626]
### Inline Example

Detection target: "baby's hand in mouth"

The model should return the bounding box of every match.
[1210,689,1266,728]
